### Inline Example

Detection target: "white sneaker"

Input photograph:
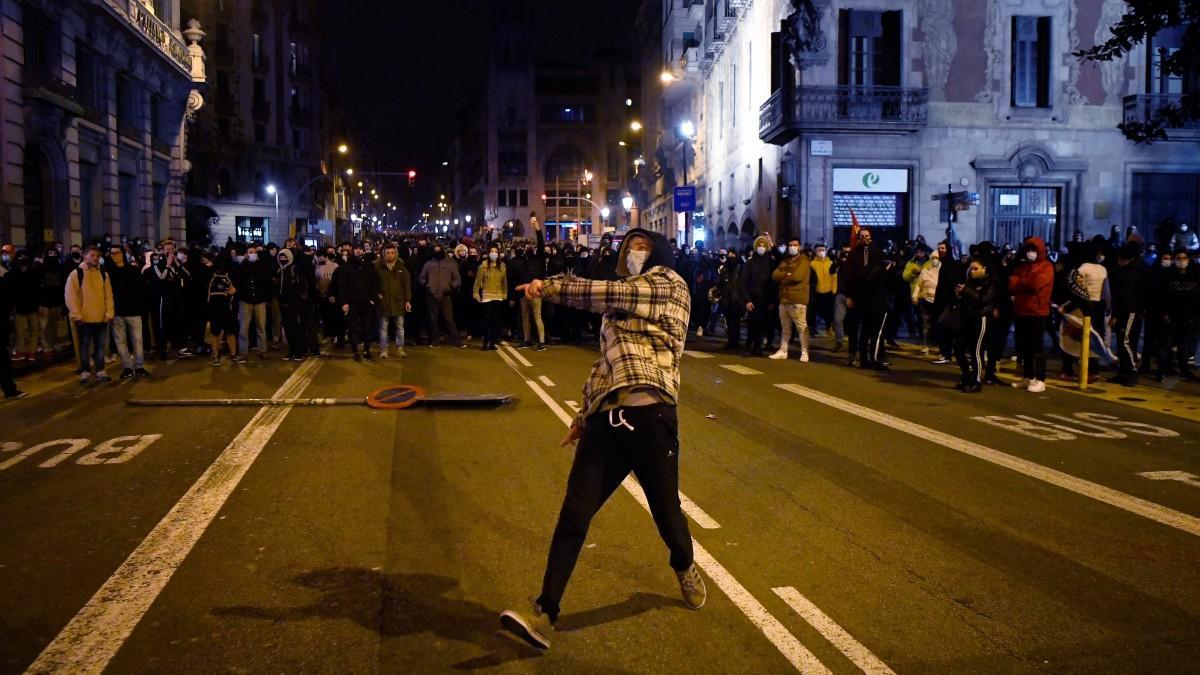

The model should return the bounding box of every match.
[79,371,91,384]
[94,370,111,382]
[799,351,809,363]
[696,327,704,337]
[1027,379,1046,393]
[768,350,788,360]
[1012,378,1030,389]
[379,350,390,359]
[920,347,930,356]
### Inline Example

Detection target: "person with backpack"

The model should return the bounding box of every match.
[206,256,240,365]
[64,246,114,383]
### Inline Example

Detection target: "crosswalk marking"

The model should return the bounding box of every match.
[684,350,715,359]
[773,587,895,675]
[563,400,580,413]
[538,375,555,388]
[721,364,763,375]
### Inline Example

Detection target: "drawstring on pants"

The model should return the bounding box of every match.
[609,409,636,431]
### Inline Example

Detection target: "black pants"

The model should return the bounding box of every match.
[346,302,374,353]
[1162,317,1196,376]
[480,300,502,346]
[810,292,833,333]
[934,303,955,358]
[1140,318,1166,374]
[857,305,887,365]
[1113,311,1142,379]
[723,304,744,347]
[746,303,770,354]
[538,404,693,621]
[0,320,17,396]
[1013,316,1047,381]
[281,303,308,359]
[956,316,988,385]
[426,294,462,346]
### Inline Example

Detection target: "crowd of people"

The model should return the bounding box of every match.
[0,216,1198,400]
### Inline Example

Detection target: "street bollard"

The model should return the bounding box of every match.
[1079,315,1091,391]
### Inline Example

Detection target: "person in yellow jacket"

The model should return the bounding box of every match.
[770,238,812,361]
[64,246,115,383]
[809,243,835,336]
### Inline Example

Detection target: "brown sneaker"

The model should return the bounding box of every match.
[676,563,706,610]
[500,601,553,650]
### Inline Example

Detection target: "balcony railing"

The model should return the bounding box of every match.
[1123,93,1200,140]
[759,85,928,143]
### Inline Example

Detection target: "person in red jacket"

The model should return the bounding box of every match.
[1008,236,1054,393]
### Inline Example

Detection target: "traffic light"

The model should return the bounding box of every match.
[408,170,417,188]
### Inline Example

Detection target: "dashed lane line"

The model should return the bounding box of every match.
[26,358,324,675]
[773,587,896,675]
[538,375,556,388]
[776,383,1200,538]
[493,349,830,672]
[721,364,763,375]
[498,341,533,367]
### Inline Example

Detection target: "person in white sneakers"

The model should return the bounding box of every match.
[769,238,811,362]
[64,246,114,383]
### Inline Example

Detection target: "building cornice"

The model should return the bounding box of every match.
[86,0,192,79]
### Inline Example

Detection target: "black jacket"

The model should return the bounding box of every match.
[335,256,379,305]
[1160,264,1199,320]
[738,254,774,305]
[7,264,41,314]
[107,262,149,316]
[958,275,997,320]
[840,244,890,306]
[1109,258,1146,316]
[233,259,272,304]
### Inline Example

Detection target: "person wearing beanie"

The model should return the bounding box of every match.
[739,235,775,356]
[502,228,705,651]
[276,248,310,361]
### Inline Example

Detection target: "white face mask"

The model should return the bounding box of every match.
[1026,251,1038,262]
[776,245,786,254]
[1161,258,1173,268]
[787,245,800,257]
[815,250,827,259]
[176,253,187,264]
[488,252,499,262]
[247,253,258,262]
[755,246,767,257]
[626,250,649,276]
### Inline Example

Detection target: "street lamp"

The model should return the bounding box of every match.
[678,120,696,244]
[337,143,349,154]
[660,71,675,84]
[679,120,696,139]
[345,167,354,176]
[622,195,634,229]
[630,120,642,132]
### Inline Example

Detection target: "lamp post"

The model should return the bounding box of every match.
[266,184,279,238]
[678,120,695,244]
[622,195,634,230]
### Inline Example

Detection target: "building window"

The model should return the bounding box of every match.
[253,78,265,103]
[23,9,59,83]
[498,189,508,207]
[1011,16,1051,108]
[290,42,298,75]
[150,96,161,142]
[76,45,100,109]
[116,75,137,129]
[519,189,528,207]
[254,124,266,143]
[216,167,232,198]
[218,118,230,141]
[508,189,518,207]
[838,10,902,87]
[252,33,263,67]
[236,216,268,243]
[1146,27,1192,95]
[119,172,138,237]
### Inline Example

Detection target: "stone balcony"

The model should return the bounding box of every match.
[759,85,929,144]
[1123,93,1200,141]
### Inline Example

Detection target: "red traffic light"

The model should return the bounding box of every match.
[408,170,417,178]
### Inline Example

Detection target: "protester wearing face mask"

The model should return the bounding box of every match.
[375,243,412,358]
[143,247,191,360]
[769,239,812,362]
[418,243,466,349]
[739,236,776,357]
[807,244,835,338]
[106,245,151,378]
[7,250,42,361]
[473,244,507,351]
[232,245,272,359]
[64,246,114,384]
[912,252,941,356]
[954,258,997,393]
[1156,249,1200,381]
[315,249,344,349]
[36,247,66,357]
[503,228,704,650]
[1007,236,1053,392]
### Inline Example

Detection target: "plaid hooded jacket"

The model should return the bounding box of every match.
[541,229,689,427]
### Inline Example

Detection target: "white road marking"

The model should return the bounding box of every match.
[773,587,895,675]
[777,383,1200,537]
[684,350,715,359]
[1138,471,1200,488]
[564,400,581,413]
[678,493,722,529]
[26,358,322,675]
[75,435,163,466]
[721,364,763,375]
[498,341,533,367]
[1,439,89,472]
[972,411,1179,442]
[538,375,556,388]
[489,355,831,671]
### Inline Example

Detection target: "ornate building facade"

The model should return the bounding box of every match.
[0,0,205,249]
[181,0,327,246]
[648,0,1199,251]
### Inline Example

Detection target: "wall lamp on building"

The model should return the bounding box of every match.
[679,120,696,139]
[600,206,611,220]
[660,71,676,84]
[630,121,642,132]
[337,144,349,154]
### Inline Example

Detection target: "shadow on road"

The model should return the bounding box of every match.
[554,591,679,631]
[214,567,536,670]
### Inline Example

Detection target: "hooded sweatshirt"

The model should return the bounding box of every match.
[542,228,688,427]
[1008,236,1054,317]
[277,249,309,305]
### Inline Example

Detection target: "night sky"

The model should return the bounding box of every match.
[326,0,642,199]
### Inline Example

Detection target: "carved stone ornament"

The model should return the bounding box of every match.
[782,0,831,71]
[1095,0,1128,105]
[918,0,957,101]
[975,0,1004,103]
[1065,0,1088,105]
[183,19,207,85]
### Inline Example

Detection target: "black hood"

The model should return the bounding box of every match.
[615,228,675,278]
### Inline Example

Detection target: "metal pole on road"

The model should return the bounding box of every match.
[1079,315,1092,391]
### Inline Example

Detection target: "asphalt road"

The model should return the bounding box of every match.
[1,333,1198,674]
